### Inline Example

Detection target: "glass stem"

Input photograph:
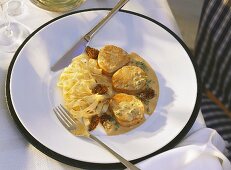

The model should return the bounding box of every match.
[1,3,13,37]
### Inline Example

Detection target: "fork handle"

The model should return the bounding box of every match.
[84,0,130,41]
[89,134,141,170]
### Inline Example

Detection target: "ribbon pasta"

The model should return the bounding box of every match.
[57,54,111,122]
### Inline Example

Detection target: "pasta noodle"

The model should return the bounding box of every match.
[57,54,111,123]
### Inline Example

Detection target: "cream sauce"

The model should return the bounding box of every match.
[102,52,159,136]
[68,52,159,136]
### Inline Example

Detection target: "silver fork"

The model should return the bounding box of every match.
[53,104,141,170]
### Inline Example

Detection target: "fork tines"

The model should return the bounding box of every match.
[53,104,76,130]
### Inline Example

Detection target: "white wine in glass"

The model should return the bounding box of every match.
[30,0,86,12]
[0,0,30,53]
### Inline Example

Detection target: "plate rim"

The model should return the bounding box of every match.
[5,8,202,169]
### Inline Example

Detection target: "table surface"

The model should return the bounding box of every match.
[0,0,230,170]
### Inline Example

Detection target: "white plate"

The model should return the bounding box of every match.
[6,9,201,168]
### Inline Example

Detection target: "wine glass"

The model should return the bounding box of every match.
[30,0,86,12]
[0,0,30,53]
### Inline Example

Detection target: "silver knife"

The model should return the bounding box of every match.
[51,0,130,72]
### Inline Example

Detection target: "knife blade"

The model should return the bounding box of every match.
[51,0,129,72]
[51,37,88,72]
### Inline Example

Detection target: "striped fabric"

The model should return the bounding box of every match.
[201,93,231,160]
[194,0,231,110]
[194,0,231,161]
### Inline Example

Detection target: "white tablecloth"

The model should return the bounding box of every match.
[0,0,230,169]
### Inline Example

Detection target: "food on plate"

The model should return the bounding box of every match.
[112,66,147,94]
[92,84,108,94]
[85,46,99,59]
[57,44,159,136]
[97,45,130,75]
[57,53,110,120]
[109,93,144,127]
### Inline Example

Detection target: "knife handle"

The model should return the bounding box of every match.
[84,0,130,41]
